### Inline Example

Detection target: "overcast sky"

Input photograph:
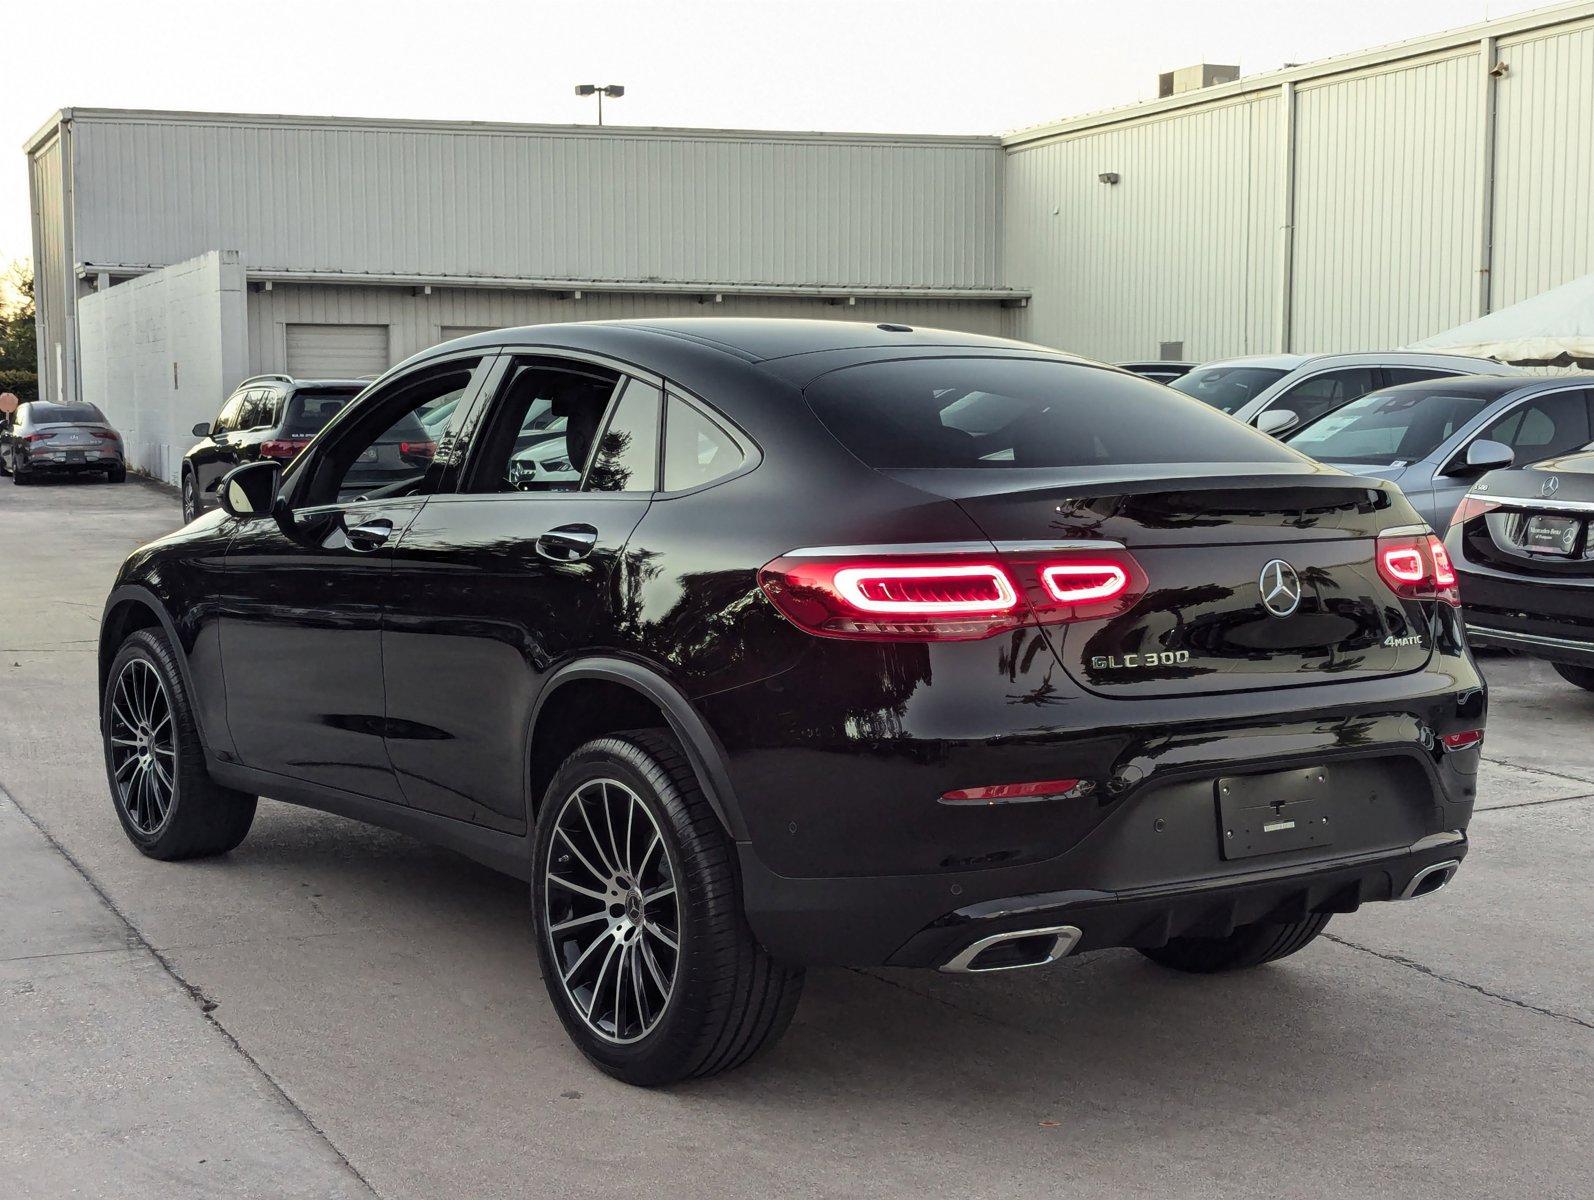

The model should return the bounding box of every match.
[1,0,1549,275]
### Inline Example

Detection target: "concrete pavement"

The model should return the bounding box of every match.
[1,473,1590,1199]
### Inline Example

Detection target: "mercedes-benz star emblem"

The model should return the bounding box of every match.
[1542,475,1561,499]
[1259,559,1302,618]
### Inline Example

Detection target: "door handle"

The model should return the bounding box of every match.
[346,518,395,550]
[536,523,599,562]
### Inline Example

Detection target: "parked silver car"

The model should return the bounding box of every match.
[1171,351,1516,436]
[1282,373,1594,532]
[0,400,126,484]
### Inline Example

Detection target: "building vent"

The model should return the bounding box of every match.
[1157,64,1240,97]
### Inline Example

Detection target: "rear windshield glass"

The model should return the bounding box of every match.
[281,389,360,437]
[1285,390,1496,465]
[1169,366,1289,414]
[29,403,104,424]
[805,357,1297,469]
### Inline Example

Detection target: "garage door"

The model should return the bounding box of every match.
[285,324,391,378]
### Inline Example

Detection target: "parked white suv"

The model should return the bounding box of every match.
[1171,351,1516,436]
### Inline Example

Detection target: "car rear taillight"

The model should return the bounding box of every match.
[91,429,119,441]
[1448,494,1499,531]
[22,432,54,443]
[400,440,437,459]
[1375,532,1459,607]
[1439,729,1483,752]
[259,438,312,459]
[758,547,1144,641]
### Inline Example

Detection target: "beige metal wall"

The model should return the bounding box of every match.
[243,285,1020,376]
[1003,95,1280,362]
[25,128,70,404]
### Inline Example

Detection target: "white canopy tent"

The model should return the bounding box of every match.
[1407,273,1594,367]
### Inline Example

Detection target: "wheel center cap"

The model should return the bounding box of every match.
[624,891,643,924]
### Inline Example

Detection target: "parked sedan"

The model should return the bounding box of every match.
[0,400,125,484]
[1171,351,1513,435]
[98,319,1482,1085]
[1283,374,1594,532]
[1447,448,1594,691]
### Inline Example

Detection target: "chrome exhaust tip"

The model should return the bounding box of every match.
[939,924,1083,974]
[1398,859,1461,900]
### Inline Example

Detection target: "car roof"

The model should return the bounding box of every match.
[1369,373,1578,400]
[1192,350,1512,372]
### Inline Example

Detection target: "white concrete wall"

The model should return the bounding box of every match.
[77,251,249,484]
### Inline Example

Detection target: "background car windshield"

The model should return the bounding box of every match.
[29,403,105,424]
[806,357,1298,469]
[1169,366,1290,413]
[281,388,360,437]
[1284,390,1495,464]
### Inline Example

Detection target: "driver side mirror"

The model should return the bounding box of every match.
[218,460,282,520]
[1256,408,1300,437]
[1452,438,1514,476]
[192,421,212,437]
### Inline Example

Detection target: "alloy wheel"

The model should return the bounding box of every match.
[543,777,680,1044]
[107,658,177,835]
[182,475,198,521]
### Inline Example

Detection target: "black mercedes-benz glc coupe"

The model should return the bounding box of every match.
[98,319,1484,1084]
[1447,446,1594,690]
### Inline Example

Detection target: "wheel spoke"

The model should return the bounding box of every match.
[548,874,609,904]
[600,782,625,881]
[584,940,620,1020]
[554,826,609,888]
[550,910,609,935]
[642,884,675,906]
[628,943,649,1027]
[561,926,612,985]
[637,832,661,878]
[644,924,677,953]
[639,938,670,994]
[576,789,617,876]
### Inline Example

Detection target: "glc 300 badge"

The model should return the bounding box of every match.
[1091,650,1191,670]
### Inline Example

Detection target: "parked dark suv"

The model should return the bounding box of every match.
[98,320,1484,1085]
[181,375,371,521]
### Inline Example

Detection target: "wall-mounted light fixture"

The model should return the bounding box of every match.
[1098,172,1121,185]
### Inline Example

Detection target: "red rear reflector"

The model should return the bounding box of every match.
[259,439,311,460]
[1375,532,1459,607]
[940,778,1085,805]
[1440,729,1483,751]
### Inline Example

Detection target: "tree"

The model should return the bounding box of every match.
[0,261,39,404]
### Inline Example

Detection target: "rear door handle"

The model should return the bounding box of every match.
[536,523,599,562]
[346,518,395,550]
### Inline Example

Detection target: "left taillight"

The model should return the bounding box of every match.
[758,548,1144,641]
[1376,531,1459,607]
[259,438,311,459]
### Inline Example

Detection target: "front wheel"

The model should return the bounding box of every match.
[532,730,803,1085]
[181,470,202,521]
[1139,913,1332,973]
[102,628,256,859]
[1552,662,1594,692]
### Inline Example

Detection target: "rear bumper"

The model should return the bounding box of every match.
[1465,622,1594,668]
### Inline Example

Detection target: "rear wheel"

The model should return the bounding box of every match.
[181,470,202,521]
[1552,662,1594,692]
[12,466,28,485]
[107,464,127,483]
[102,628,256,859]
[532,730,803,1085]
[1139,913,1332,974]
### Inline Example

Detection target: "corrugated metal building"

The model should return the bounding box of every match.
[26,1,1594,429]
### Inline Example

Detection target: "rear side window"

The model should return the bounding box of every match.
[663,395,745,490]
[806,358,1297,470]
[282,388,360,437]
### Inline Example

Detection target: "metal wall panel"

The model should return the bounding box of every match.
[68,115,1003,289]
[244,286,1017,375]
[1490,19,1594,308]
[1002,96,1280,362]
[1290,52,1482,351]
[26,129,69,403]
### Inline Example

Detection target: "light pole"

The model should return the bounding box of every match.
[574,84,625,126]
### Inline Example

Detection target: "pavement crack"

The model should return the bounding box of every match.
[0,780,383,1197]
[1482,754,1594,789]
[1474,792,1594,815]
[1323,932,1594,1032]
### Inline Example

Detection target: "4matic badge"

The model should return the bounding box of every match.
[1383,633,1423,647]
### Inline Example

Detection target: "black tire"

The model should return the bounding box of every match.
[107,464,127,483]
[102,628,256,860]
[1139,913,1332,974]
[181,469,202,521]
[532,729,803,1086]
[12,466,28,485]
[1552,662,1594,692]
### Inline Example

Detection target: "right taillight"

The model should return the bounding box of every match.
[259,438,311,460]
[758,548,1144,641]
[1376,532,1459,607]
